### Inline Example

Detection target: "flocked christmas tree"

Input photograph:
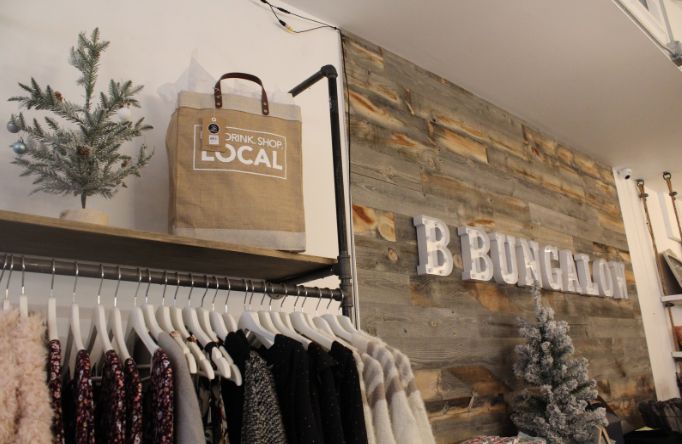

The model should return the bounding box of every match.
[7,28,153,209]
[512,282,606,444]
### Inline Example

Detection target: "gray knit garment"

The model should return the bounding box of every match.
[241,351,288,444]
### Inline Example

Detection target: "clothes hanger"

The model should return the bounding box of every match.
[2,255,13,311]
[124,268,159,356]
[290,287,333,350]
[237,279,276,348]
[320,292,353,342]
[275,283,296,331]
[86,265,115,367]
[335,294,360,336]
[221,279,238,333]
[18,257,28,317]
[156,272,176,333]
[197,276,221,342]
[64,263,86,377]
[140,269,164,340]
[47,260,59,342]
[256,281,280,335]
[208,278,242,385]
[108,266,131,362]
[179,274,214,380]
[159,272,197,374]
[209,277,230,339]
[268,283,311,346]
[183,275,231,379]
[310,287,338,340]
[170,272,192,338]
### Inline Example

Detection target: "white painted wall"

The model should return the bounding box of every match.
[616,172,682,401]
[0,0,351,340]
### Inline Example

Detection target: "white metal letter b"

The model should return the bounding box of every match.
[414,216,453,276]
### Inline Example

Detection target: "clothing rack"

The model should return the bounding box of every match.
[0,65,354,315]
[0,253,343,302]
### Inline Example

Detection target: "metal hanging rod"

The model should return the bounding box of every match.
[0,253,343,302]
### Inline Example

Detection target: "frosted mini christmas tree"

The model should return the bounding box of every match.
[7,28,153,209]
[511,282,606,444]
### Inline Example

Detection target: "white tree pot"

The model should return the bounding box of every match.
[59,208,110,226]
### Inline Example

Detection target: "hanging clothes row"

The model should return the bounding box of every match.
[0,254,435,444]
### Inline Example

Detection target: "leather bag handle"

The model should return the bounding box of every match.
[213,73,269,115]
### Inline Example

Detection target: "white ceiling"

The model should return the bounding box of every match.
[285,0,682,190]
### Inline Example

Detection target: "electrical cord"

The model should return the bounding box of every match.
[258,0,355,321]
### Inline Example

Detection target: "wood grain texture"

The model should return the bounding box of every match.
[0,210,335,281]
[344,31,654,443]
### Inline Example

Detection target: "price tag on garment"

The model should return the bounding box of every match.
[201,116,227,152]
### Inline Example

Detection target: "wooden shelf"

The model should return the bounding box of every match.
[662,294,682,303]
[0,210,336,282]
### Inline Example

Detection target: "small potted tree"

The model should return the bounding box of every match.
[6,28,153,225]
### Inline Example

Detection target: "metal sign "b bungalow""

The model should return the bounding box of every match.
[413,215,628,299]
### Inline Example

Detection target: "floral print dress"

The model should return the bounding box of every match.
[95,350,126,444]
[143,349,174,444]
[47,339,65,444]
[124,357,143,444]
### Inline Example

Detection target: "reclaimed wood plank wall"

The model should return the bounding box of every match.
[342,32,655,443]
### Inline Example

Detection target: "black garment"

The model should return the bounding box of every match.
[308,343,346,444]
[328,342,369,444]
[221,330,252,444]
[260,334,323,444]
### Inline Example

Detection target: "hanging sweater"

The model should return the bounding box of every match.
[351,334,421,444]
[0,308,53,444]
[360,354,397,444]
[351,350,377,444]
[358,332,435,444]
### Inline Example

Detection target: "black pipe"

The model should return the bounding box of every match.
[289,65,354,317]
[0,254,342,301]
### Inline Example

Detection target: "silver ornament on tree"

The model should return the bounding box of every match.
[11,138,27,155]
[7,120,20,133]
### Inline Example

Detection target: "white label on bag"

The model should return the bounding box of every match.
[193,125,287,179]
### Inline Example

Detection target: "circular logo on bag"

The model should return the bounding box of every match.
[208,123,220,134]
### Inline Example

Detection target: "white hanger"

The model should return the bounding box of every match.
[207,277,242,384]
[221,280,238,333]
[2,255,13,311]
[18,257,28,317]
[269,283,311,346]
[320,292,353,342]
[257,281,280,335]
[289,287,333,350]
[209,277,229,339]
[159,272,197,374]
[64,263,86,377]
[197,277,220,342]
[238,280,275,348]
[108,267,131,362]
[47,260,59,342]
[179,274,214,380]
[156,272,176,333]
[124,268,159,356]
[86,265,115,366]
[183,275,232,379]
[310,287,338,340]
[140,269,163,340]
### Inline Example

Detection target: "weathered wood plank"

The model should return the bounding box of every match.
[356,269,411,306]
[352,203,397,242]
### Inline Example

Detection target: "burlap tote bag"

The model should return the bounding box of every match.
[166,73,305,251]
